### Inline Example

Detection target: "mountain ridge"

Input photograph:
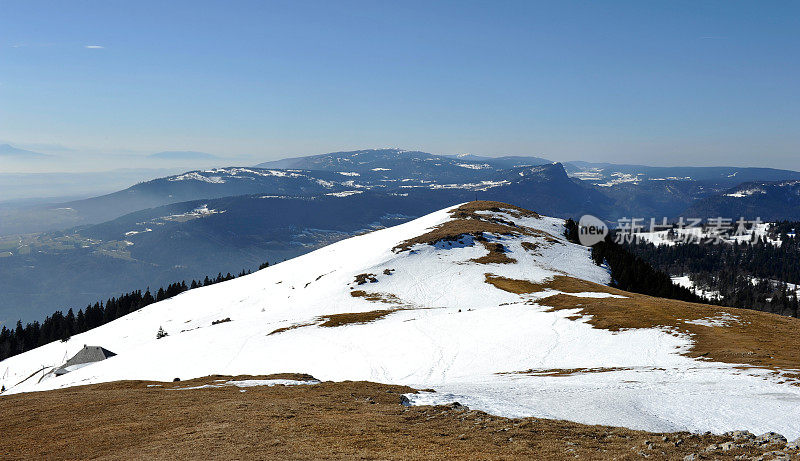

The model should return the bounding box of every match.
[149,150,219,160]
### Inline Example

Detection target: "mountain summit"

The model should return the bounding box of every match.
[2,201,799,438]
[0,143,53,159]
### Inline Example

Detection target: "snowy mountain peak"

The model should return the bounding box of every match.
[2,201,800,438]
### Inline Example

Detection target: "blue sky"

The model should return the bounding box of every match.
[1,0,799,169]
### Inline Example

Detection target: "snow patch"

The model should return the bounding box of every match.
[455,163,491,170]
[168,172,226,184]
[683,313,740,328]
[326,191,364,198]
[725,188,766,198]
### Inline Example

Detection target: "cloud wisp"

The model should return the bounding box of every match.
[84,45,104,49]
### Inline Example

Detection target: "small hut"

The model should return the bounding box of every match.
[54,345,116,376]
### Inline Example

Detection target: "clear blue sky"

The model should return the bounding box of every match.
[1,0,799,169]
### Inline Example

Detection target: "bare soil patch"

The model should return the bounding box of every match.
[1,376,793,460]
[353,273,378,285]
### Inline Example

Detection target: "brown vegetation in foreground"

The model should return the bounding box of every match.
[486,274,800,372]
[2,375,794,460]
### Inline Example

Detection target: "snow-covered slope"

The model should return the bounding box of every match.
[2,202,800,438]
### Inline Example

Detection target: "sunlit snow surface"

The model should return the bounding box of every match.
[2,205,800,438]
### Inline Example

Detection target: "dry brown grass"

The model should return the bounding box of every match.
[499,367,633,377]
[1,375,792,460]
[394,219,519,252]
[484,274,617,295]
[520,241,540,253]
[485,274,800,371]
[454,200,541,219]
[349,290,403,304]
[270,298,404,334]
[270,307,402,333]
[471,242,516,264]
[267,322,315,336]
[394,201,550,252]
[393,201,556,267]
[318,309,400,327]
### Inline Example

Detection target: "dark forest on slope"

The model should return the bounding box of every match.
[564,219,702,303]
[621,222,800,318]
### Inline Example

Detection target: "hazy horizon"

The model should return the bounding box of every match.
[2,1,799,172]
[4,142,800,176]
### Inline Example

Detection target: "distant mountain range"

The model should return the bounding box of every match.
[149,151,219,160]
[3,147,800,322]
[256,148,552,172]
[564,161,800,188]
[0,143,53,159]
[18,148,798,233]
[684,180,800,221]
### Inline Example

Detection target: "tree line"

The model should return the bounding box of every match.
[622,225,800,318]
[564,219,702,303]
[0,265,267,362]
